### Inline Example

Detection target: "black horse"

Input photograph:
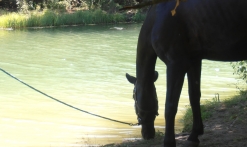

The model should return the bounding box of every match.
[126,0,247,147]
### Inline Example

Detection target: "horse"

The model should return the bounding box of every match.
[125,0,247,146]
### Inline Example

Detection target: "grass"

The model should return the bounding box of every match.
[181,90,247,132]
[0,12,28,28]
[181,97,221,132]
[0,9,139,29]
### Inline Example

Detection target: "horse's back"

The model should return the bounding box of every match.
[180,0,247,61]
[142,0,247,62]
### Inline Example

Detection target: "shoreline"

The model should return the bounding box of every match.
[0,21,140,31]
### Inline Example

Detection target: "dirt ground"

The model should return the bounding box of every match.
[159,101,247,147]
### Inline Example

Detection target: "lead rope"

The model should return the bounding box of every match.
[0,68,139,126]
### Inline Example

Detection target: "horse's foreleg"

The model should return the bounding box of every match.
[186,60,204,146]
[164,62,187,147]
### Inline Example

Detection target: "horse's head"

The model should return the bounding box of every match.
[126,71,159,139]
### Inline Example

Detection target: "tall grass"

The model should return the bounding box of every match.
[181,100,219,133]
[0,9,131,29]
[0,13,28,28]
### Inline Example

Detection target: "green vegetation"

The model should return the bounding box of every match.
[0,9,129,28]
[231,61,247,84]
[0,0,147,29]
[181,96,221,132]
[181,91,247,133]
[132,10,146,23]
[0,0,136,11]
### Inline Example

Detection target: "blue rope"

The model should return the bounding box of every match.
[0,68,139,126]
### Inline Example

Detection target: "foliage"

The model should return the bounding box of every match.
[0,0,140,13]
[0,0,147,28]
[96,0,119,13]
[0,0,73,12]
[0,12,27,28]
[231,61,247,84]
[0,0,18,10]
[181,90,247,133]
[223,90,247,107]
[46,0,71,10]
[181,98,221,132]
[0,9,129,28]
[132,10,146,22]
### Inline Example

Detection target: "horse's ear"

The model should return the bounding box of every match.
[126,73,136,84]
[154,71,158,82]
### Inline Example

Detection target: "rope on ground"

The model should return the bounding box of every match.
[0,68,139,126]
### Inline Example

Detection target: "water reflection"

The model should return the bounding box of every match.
[0,24,238,146]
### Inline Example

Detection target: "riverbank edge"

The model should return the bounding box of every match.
[102,90,247,147]
[0,21,141,31]
[0,9,146,29]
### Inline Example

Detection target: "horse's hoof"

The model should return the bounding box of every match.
[184,140,199,147]
[141,125,155,139]
[163,139,176,147]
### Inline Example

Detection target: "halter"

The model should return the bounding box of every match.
[133,85,159,125]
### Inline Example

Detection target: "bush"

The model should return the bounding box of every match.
[46,0,71,11]
[231,61,247,83]
[0,0,18,10]
[132,10,146,22]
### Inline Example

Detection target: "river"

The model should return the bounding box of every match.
[0,23,239,147]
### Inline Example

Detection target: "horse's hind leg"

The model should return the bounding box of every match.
[186,60,204,146]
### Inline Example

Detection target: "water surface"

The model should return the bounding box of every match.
[0,24,239,146]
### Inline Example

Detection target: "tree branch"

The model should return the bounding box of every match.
[120,0,185,16]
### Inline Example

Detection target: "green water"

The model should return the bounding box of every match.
[0,24,239,146]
